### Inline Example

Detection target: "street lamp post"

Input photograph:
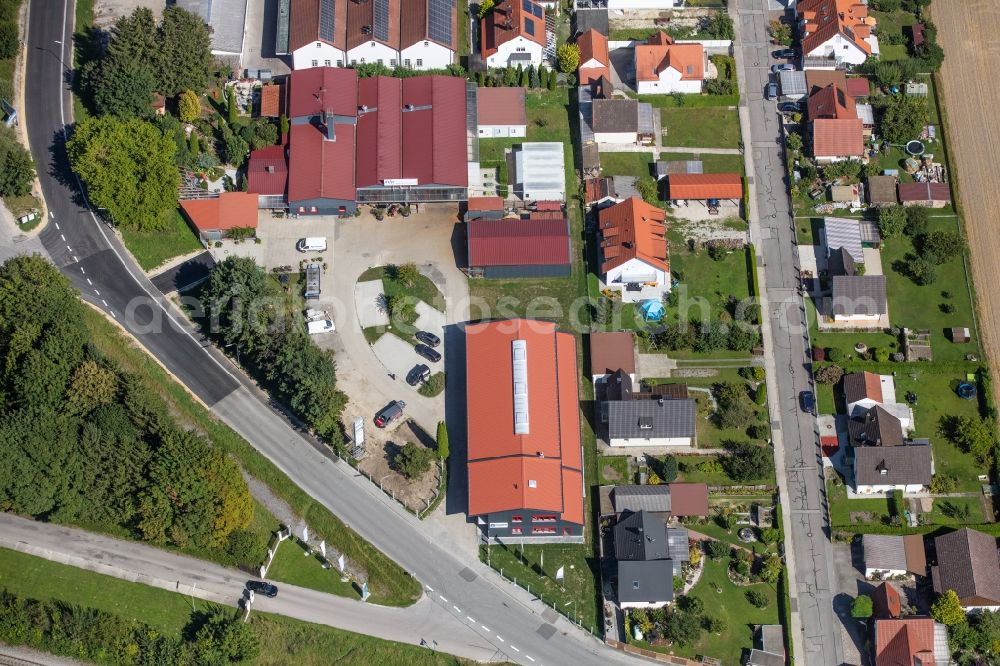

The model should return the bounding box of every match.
[225,342,240,366]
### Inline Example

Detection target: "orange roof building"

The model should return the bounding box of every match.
[798,0,878,66]
[808,84,857,120]
[634,32,704,96]
[481,0,547,68]
[874,618,949,666]
[577,29,609,85]
[667,173,743,201]
[812,118,864,161]
[259,83,284,118]
[466,319,584,541]
[179,192,259,241]
[597,197,672,303]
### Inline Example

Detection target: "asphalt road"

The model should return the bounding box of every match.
[732,0,843,663]
[21,3,633,665]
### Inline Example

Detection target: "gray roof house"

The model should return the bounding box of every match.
[613,510,689,574]
[747,624,785,666]
[824,216,866,264]
[831,275,888,319]
[606,398,696,447]
[848,405,905,447]
[176,0,248,61]
[612,485,671,514]
[617,560,674,608]
[853,443,933,492]
[932,528,1000,609]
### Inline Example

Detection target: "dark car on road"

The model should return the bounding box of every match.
[406,364,430,386]
[415,344,441,363]
[778,102,801,114]
[375,400,406,428]
[415,331,440,347]
[772,48,797,59]
[800,390,815,414]
[246,581,278,598]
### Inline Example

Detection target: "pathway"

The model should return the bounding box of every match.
[659,146,743,154]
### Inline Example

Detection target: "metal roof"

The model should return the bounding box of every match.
[467,218,571,268]
[611,486,671,514]
[824,216,865,263]
[779,70,807,97]
[514,143,566,197]
[607,399,696,439]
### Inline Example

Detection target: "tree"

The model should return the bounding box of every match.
[851,594,873,619]
[759,528,781,545]
[478,0,495,18]
[395,442,435,479]
[877,205,907,238]
[695,319,727,353]
[436,421,449,460]
[916,42,945,71]
[227,85,239,124]
[714,382,755,429]
[931,590,967,627]
[0,125,35,198]
[727,325,759,352]
[815,364,844,385]
[191,607,261,663]
[760,555,782,583]
[529,65,540,89]
[904,255,937,286]
[0,20,18,60]
[722,441,774,483]
[878,93,929,144]
[664,609,703,646]
[677,595,703,615]
[946,415,997,463]
[557,43,580,74]
[705,539,729,560]
[391,262,421,287]
[921,230,964,264]
[768,20,792,46]
[785,131,803,154]
[188,130,201,155]
[873,61,902,88]
[66,360,118,414]
[746,589,769,608]
[91,56,157,118]
[221,126,249,167]
[904,204,930,237]
[178,89,201,123]
[636,175,658,204]
[156,6,213,96]
[703,615,725,635]
[67,116,179,231]
[519,67,530,87]
[706,12,735,40]
[660,455,678,482]
[547,68,557,91]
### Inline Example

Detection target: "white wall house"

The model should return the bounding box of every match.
[293,41,346,69]
[853,446,932,495]
[636,67,703,95]
[477,87,527,138]
[399,41,454,70]
[802,30,876,66]
[347,41,402,68]
[486,37,544,68]
[606,400,696,448]
[604,258,669,300]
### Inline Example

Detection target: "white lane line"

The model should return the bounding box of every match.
[452,605,461,613]
[110,311,117,319]
[50,211,55,219]
[86,278,92,285]
[94,289,100,296]
[60,234,65,241]
[466,616,475,623]
[72,255,78,263]
[511,645,520,652]
[54,222,60,229]
[480,625,490,632]
[425,585,434,592]
[79,267,85,274]
[101,300,108,307]
[438,595,448,603]
[526,656,535,662]
[66,246,72,252]
[496,636,504,642]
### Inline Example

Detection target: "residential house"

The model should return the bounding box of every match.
[589,331,636,383]
[853,442,933,494]
[797,0,879,67]
[597,196,670,303]
[259,82,284,118]
[824,216,872,266]
[617,560,675,610]
[591,98,655,145]
[805,69,848,96]
[842,371,912,428]
[747,625,785,666]
[867,175,898,207]
[246,145,288,208]
[481,0,547,68]
[398,0,459,70]
[667,173,743,208]
[345,0,401,68]
[477,87,528,138]
[179,192,259,242]
[465,319,584,542]
[808,84,864,163]
[614,510,689,607]
[932,528,1000,611]
[848,405,905,448]
[862,534,927,578]
[808,84,857,120]
[829,275,887,325]
[898,182,952,208]
[605,398,697,447]
[610,484,709,518]
[284,0,350,68]
[466,217,571,278]
[577,28,609,85]
[871,582,902,619]
[634,32,705,95]
[873,618,950,666]
[584,175,640,208]
[512,143,566,201]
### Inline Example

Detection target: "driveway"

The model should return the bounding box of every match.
[832,541,871,666]
[242,0,292,75]
[373,333,428,380]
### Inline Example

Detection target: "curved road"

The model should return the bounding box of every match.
[22,3,637,665]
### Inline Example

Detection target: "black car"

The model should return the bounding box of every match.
[415,343,442,363]
[415,330,441,347]
[799,390,816,414]
[778,102,801,114]
[772,48,797,59]
[246,581,278,598]
[375,400,406,428]
[407,364,430,386]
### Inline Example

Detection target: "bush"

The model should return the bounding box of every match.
[826,348,845,363]
[746,589,770,608]
[721,441,775,483]
[705,539,729,560]
[929,474,957,494]
[747,423,770,440]
[394,442,436,479]
[811,346,826,362]
[816,364,844,385]
[851,594,873,619]
[436,421,449,460]
[418,372,445,397]
[759,527,781,545]
[714,382,756,429]
[557,43,580,73]
[225,528,266,568]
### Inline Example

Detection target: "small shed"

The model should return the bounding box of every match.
[779,70,808,101]
[829,184,861,207]
[950,327,971,343]
[466,217,572,278]
[513,142,566,201]
[898,181,951,208]
[905,81,929,97]
[867,175,898,207]
[655,160,703,181]
[846,77,870,98]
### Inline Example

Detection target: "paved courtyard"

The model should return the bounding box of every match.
[356,279,389,328]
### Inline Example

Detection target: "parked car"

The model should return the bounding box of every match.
[799,390,815,414]
[296,237,327,253]
[406,364,431,386]
[304,308,326,321]
[307,319,335,335]
[778,102,801,114]
[415,343,441,363]
[246,581,278,598]
[772,48,797,59]
[375,400,406,428]
[770,63,795,73]
[766,81,778,100]
[415,330,441,347]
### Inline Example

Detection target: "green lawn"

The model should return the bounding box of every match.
[871,9,917,51]
[827,474,892,527]
[120,208,204,272]
[636,93,741,109]
[674,453,774,486]
[599,152,655,180]
[669,231,753,314]
[880,44,910,62]
[83,308,422,607]
[811,330,901,363]
[632,556,779,665]
[691,518,778,557]
[816,382,835,415]
[483,542,600,632]
[599,455,633,485]
[0,547,465,665]
[795,217,824,245]
[660,107,741,149]
[659,151,746,173]
[928,497,985,525]
[266,537,360,599]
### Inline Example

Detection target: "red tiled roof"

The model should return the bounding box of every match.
[897,182,951,203]
[667,173,743,200]
[400,0,458,50]
[356,76,403,188]
[467,218,571,268]
[578,29,609,84]
[806,69,848,96]
[872,582,902,619]
[477,87,527,127]
[259,83,284,118]
[180,192,259,233]
[288,122,356,203]
[465,319,583,522]
[874,618,937,666]
[347,0,400,51]
[400,76,468,187]
[287,67,359,119]
[808,84,858,120]
[467,196,505,212]
[598,196,669,273]
[589,331,635,375]
[289,0,347,52]
[820,435,840,457]
[635,32,704,83]
[799,0,872,58]
[480,0,546,58]
[666,483,709,517]
[534,201,562,211]
[812,118,864,157]
[846,77,871,98]
[247,145,288,196]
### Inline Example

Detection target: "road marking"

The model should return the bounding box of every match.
[511,645,520,652]
[438,595,448,603]
[86,278,92,285]
[496,636,504,642]
[66,246,72,252]
[452,605,461,613]
[79,267,85,274]
[101,300,108,307]
[466,616,475,623]
[50,211,55,218]
[60,234,65,241]
[54,222,59,229]
[94,289,100,296]
[425,585,434,592]
[110,311,117,319]
[480,625,490,632]
[526,656,535,662]
[72,255,78,263]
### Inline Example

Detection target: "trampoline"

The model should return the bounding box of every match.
[905,140,926,156]
[957,382,977,400]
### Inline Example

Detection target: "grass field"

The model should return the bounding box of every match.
[827,475,891,527]
[598,455,633,484]
[120,208,203,272]
[266,537,360,599]
[673,453,774,486]
[0,548,466,665]
[599,152,655,180]
[659,151,745,173]
[635,93,741,109]
[660,107,741,149]
[83,308,421,606]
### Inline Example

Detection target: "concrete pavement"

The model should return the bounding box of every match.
[732,0,844,663]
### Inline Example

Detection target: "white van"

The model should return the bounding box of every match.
[296,237,327,252]
[307,319,336,335]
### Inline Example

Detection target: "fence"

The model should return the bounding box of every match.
[605,639,712,665]
[258,527,291,578]
[607,39,733,50]
[334,450,443,519]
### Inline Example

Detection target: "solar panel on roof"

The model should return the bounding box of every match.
[524,17,534,36]
[373,0,389,42]
[319,0,335,43]
[427,0,453,45]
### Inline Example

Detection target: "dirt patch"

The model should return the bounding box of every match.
[932,1,1000,408]
[602,465,623,482]
[356,419,441,513]
[672,368,720,377]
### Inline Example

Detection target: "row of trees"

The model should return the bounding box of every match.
[201,257,347,443]
[0,123,34,198]
[0,256,256,558]
[475,63,558,91]
[0,591,258,666]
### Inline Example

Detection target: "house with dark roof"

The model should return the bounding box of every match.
[481,0,547,68]
[829,275,887,325]
[605,398,697,447]
[612,510,689,607]
[466,217,571,278]
[398,0,459,70]
[667,173,743,207]
[477,87,527,138]
[617,560,674,609]
[465,319,584,542]
[584,176,640,208]
[179,192,259,242]
[898,181,952,208]
[797,0,879,67]
[848,405,905,448]
[853,442,933,494]
[747,625,785,666]
[591,98,655,146]
[283,0,348,68]
[871,582,902,619]
[873,618,949,666]
[634,32,705,95]
[578,29,610,85]
[841,371,912,428]
[863,534,927,578]
[932,528,1000,611]
[598,197,670,303]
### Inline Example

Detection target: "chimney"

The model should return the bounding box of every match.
[324,112,336,141]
